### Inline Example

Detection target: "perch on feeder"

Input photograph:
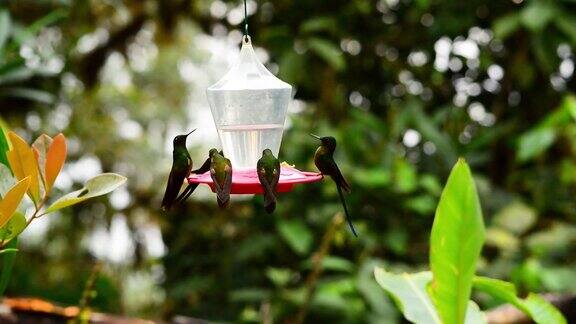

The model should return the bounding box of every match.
[187,35,322,194]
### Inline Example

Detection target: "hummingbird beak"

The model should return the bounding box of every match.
[310,133,321,140]
[186,129,197,137]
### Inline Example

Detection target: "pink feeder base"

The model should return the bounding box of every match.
[187,166,323,194]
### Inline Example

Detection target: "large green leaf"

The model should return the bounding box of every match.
[44,173,127,214]
[307,37,345,71]
[0,238,17,296]
[277,218,313,256]
[474,276,566,324]
[374,268,486,324]
[429,159,485,324]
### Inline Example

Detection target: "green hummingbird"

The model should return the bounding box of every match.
[257,149,281,214]
[175,149,223,204]
[210,148,232,208]
[161,129,196,211]
[311,134,357,237]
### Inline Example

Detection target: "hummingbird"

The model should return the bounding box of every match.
[210,148,232,208]
[175,149,224,204]
[311,134,357,237]
[257,149,281,213]
[161,129,196,211]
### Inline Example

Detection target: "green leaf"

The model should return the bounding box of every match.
[0,123,9,168]
[493,13,521,40]
[429,159,485,324]
[0,10,10,52]
[0,238,17,296]
[0,212,25,244]
[375,269,441,324]
[301,255,355,273]
[520,0,556,32]
[474,276,566,324]
[374,269,486,324]
[300,17,338,34]
[44,173,127,214]
[353,167,391,188]
[277,218,313,256]
[307,37,346,71]
[563,95,576,122]
[265,267,294,287]
[0,87,55,104]
[408,100,458,167]
[517,127,557,162]
[492,201,537,235]
[555,14,576,44]
[0,64,34,85]
[394,159,418,193]
[10,9,68,46]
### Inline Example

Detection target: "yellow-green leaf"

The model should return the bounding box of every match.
[7,131,40,203]
[429,159,485,324]
[0,212,26,244]
[32,134,53,187]
[0,177,30,228]
[44,173,126,214]
[44,133,66,193]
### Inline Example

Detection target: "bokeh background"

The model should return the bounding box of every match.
[1,0,576,322]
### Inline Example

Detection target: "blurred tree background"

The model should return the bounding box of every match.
[1,0,576,322]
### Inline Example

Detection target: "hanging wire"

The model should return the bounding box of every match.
[243,0,249,37]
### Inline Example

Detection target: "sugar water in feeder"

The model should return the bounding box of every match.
[207,36,292,170]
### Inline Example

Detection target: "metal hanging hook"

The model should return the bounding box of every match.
[243,0,249,37]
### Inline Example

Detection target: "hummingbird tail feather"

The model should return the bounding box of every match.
[176,184,199,204]
[337,184,358,237]
[217,196,229,208]
[264,200,276,214]
[263,191,277,214]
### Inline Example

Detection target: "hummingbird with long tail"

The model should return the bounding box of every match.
[210,148,232,208]
[161,129,196,211]
[257,149,281,214]
[311,134,357,237]
[174,149,223,204]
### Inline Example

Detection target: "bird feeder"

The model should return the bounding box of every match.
[187,36,322,194]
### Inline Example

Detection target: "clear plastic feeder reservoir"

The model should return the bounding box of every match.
[207,36,292,169]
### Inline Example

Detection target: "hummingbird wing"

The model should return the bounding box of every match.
[175,183,200,204]
[193,156,211,174]
[257,161,279,214]
[161,166,188,210]
[327,159,351,193]
[219,160,232,207]
[210,159,232,208]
